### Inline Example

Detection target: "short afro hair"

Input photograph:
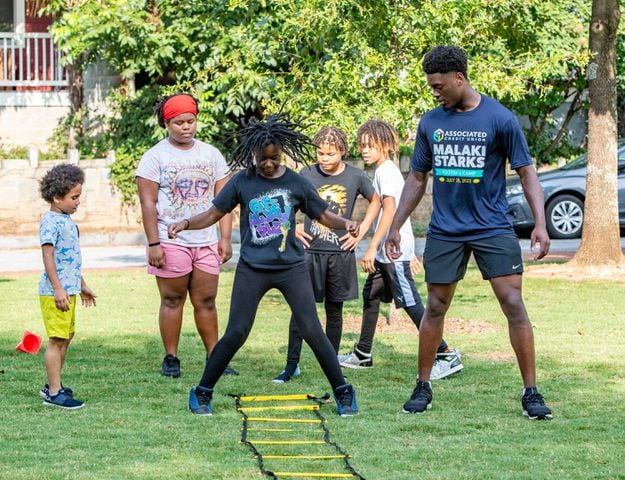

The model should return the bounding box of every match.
[40,164,85,203]
[422,45,468,79]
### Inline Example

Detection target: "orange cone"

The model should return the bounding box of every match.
[15,331,42,355]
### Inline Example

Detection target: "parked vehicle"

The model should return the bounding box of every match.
[506,145,625,239]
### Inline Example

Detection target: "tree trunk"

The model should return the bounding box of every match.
[571,0,623,267]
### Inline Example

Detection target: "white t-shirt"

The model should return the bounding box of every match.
[136,138,229,247]
[373,160,414,263]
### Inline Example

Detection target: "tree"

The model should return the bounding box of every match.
[569,0,625,272]
[42,0,590,201]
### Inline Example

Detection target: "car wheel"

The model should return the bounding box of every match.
[545,194,584,239]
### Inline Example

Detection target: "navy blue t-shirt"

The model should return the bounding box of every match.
[411,95,532,241]
[212,168,328,269]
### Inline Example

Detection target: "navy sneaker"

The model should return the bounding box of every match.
[522,387,553,420]
[43,389,84,410]
[402,380,432,414]
[333,384,358,416]
[189,386,213,415]
[161,354,180,378]
[272,364,301,384]
[39,384,73,400]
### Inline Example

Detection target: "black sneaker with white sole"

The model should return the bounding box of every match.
[522,387,553,420]
[161,354,181,377]
[402,380,432,414]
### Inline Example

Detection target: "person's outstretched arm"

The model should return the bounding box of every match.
[316,210,359,238]
[168,206,227,238]
[385,170,428,260]
[517,164,550,259]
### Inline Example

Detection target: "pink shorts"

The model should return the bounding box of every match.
[147,242,221,278]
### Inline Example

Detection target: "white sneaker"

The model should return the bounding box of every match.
[338,348,373,369]
[430,349,464,380]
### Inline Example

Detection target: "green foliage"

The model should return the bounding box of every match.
[43,0,593,201]
[0,145,29,159]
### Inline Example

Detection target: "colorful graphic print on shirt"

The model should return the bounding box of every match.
[431,128,487,185]
[165,163,215,211]
[249,189,292,251]
[309,184,347,247]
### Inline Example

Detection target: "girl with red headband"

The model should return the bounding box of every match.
[136,93,237,378]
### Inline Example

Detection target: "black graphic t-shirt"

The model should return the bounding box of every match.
[300,164,375,253]
[212,168,328,269]
[411,95,532,241]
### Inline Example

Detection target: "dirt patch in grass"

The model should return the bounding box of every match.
[525,262,625,281]
[340,313,498,335]
[471,350,517,362]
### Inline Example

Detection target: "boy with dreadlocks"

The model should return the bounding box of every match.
[339,120,463,380]
[271,126,380,384]
[168,114,360,417]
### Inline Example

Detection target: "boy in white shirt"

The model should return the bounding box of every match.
[339,120,463,381]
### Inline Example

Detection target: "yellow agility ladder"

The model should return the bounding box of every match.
[230,393,366,480]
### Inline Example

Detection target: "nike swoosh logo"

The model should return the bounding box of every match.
[512,264,521,269]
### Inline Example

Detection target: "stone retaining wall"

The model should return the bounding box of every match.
[0,156,143,237]
[0,156,432,247]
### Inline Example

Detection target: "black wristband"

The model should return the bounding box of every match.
[148,241,160,247]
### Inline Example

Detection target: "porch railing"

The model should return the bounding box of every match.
[0,32,68,88]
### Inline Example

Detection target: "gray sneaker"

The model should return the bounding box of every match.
[339,348,373,369]
[430,349,463,380]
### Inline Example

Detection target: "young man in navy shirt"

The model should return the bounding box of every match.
[386,45,553,420]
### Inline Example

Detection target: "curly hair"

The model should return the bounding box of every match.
[313,126,349,158]
[356,120,399,161]
[40,164,85,203]
[230,113,314,175]
[422,45,468,79]
[154,93,199,128]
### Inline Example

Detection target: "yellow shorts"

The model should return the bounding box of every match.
[40,295,76,339]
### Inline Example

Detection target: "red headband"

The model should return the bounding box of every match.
[162,95,198,121]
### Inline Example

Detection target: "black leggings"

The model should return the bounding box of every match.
[199,261,346,389]
[286,299,343,365]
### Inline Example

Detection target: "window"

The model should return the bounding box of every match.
[0,0,14,32]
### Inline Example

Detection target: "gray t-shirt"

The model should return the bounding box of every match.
[136,139,229,247]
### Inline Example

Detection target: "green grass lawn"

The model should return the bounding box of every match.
[1,266,624,480]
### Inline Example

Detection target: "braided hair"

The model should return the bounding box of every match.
[356,120,399,161]
[231,113,314,175]
[313,126,349,158]
[154,93,199,128]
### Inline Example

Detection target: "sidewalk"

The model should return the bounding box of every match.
[1,235,618,274]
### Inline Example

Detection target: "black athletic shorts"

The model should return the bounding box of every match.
[306,250,358,302]
[423,234,523,283]
[362,260,420,309]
